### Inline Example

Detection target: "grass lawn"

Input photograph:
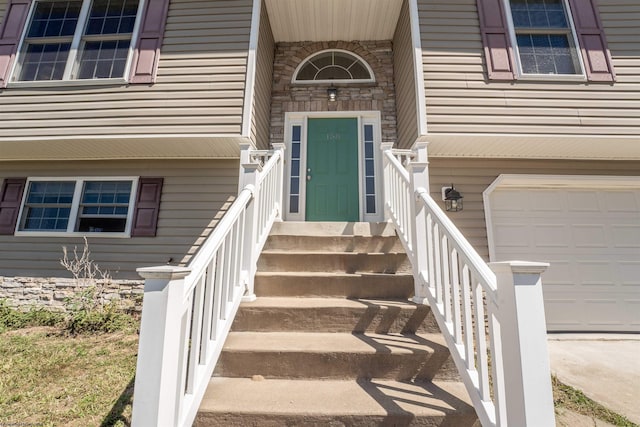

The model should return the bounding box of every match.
[0,327,137,427]
[0,306,636,427]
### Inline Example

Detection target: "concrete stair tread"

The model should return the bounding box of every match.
[256,271,412,277]
[269,221,397,237]
[261,250,407,255]
[198,377,475,421]
[223,331,444,354]
[241,296,418,309]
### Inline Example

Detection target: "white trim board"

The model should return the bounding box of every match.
[241,0,262,140]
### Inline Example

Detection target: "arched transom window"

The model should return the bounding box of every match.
[293,49,375,83]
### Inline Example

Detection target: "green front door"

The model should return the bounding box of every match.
[306,118,359,221]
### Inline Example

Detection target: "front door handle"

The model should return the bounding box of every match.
[307,175,312,181]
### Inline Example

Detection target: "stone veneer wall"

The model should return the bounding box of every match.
[270,41,397,144]
[0,277,144,312]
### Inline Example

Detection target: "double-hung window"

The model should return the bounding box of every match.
[506,0,583,76]
[18,178,137,234]
[14,0,141,82]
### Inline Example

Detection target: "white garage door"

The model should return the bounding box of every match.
[487,184,640,332]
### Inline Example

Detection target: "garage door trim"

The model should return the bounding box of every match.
[483,174,640,262]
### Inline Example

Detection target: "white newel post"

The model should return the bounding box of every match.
[272,143,286,221]
[409,141,430,303]
[132,265,191,427]
[489,261,556,427]
[380,143,394,222]
[239,144,261,302]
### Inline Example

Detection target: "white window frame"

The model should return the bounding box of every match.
[14,176,139,237]
[292,49,376,84]
[8,0,146,87]
[503,0,587,81]
[283,111,384,222]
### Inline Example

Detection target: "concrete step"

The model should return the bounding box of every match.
[263,234,405,252]
[214,332,459,382]
[255,272,414,299]
[196,377,477,426]
[269,221,397,237]
[232,297,440,334]
[258,251,411,274]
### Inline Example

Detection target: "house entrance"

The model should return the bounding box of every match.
[283,112,383,222]
[305,118,359,221]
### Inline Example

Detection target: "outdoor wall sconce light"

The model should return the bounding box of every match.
[327,86,337,102]
[442,184,463,212]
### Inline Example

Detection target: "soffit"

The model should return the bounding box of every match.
[265,0,403,42]
[0,136,243,161]
[422,134,640,160]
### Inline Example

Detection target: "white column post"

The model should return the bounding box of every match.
[240,158,261,303]
[380,142,394,222]
[489,261,555,427]
[409,141,430,303]
[132,265,191,427]
[272,143,286,221]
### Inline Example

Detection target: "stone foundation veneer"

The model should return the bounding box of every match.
[0,277,144,312]
[270,41,397,145]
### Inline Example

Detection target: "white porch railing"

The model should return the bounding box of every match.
[131,143,285,427]
[382,142,556,427]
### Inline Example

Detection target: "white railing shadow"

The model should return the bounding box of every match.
[131,143,285,427]
[382,142,556,427]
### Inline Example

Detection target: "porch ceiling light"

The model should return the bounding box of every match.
[442,185,463,212]
[327,86,338,102]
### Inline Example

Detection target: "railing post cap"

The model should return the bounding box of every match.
[411,141,429,150]
[242,162,263,172]
[489,260,550,275]
[380,142,394,151]
[272,142,286,151]
[137,265,192,280]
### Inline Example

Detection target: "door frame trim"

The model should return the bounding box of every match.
[283,111,383,222]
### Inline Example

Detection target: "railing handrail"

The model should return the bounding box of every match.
[382,143,555,427]
[416,188,498,301]
[185,186,254,294]
[132,144,285,427]
[257,149,281,184]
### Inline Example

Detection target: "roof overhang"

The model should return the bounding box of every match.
[0,136,244,161]
[422,134,640,160]
[264,0,403,42]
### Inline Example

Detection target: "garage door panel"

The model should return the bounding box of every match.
[535,225,571,247]
[491,190,531,212]
[585,300,626,328]
[572,225,608,248]
[576,261,617,286]
[620,263,640,286]
[611,226,640,248]
[602,191,640,212]
[489,186,640,332]
[567,190,602,211]
[493,223,530,248]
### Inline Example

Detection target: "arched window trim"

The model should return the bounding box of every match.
[292,49,376,84]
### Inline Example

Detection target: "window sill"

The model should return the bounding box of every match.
[6,78,129,89]
[14,231,132,238]
[515,73,587,83]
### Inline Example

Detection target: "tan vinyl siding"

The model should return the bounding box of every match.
[418,0,640,137]
[429,158,640,260]
[393,0,419,149]
[0,159,239,279]
[0,0,252,140]
[252,1,275,149]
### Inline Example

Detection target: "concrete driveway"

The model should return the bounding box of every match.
[547,334,640,425]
